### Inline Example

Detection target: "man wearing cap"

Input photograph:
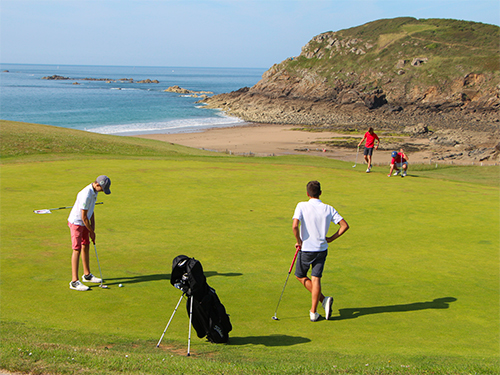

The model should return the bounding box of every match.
[67,175,111,291]
[388,149,409,177]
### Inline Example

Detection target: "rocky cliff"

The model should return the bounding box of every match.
[202,18,500,161]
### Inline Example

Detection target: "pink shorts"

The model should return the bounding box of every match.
[68,222,90,250]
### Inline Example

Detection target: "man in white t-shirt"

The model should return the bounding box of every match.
[293,181,349,321]
[68,175,111,291]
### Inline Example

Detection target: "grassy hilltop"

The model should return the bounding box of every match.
[291,17,499,94]
[1,121,499,374]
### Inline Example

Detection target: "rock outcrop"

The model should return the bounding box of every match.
[201,17,499,161]
[137,79,159,84]
[164,85,213,95]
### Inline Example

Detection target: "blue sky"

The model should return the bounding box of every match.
[1,0,499,68]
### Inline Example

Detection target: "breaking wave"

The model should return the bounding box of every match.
[87,114,246,135]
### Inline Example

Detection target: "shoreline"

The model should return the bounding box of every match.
[131,123,498,166]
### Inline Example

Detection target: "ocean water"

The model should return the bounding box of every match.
[0,64,265,135]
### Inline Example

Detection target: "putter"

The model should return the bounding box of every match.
[352,146,360,168]
[93,242,108,289]
[34,202,103,214]
[272,247,300,321]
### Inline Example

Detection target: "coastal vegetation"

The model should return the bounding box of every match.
[291,17,499,88]
[1,121,498,374]
[264,17,499,106]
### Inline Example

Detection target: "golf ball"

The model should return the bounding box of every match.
[119,284,123,287]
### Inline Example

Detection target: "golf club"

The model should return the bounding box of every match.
[93,242,108,289]
[272,246,300,321]
[34,202,103,214]
[352,146,360,168]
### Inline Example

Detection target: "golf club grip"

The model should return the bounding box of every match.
[288,248,300,274]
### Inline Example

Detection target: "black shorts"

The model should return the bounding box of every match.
[295,250,328,278]
[364,147,374,156]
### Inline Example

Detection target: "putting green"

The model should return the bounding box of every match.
[1,154,498,367]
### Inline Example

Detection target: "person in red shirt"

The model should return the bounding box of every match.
[357,127,380,173]
[388,149,409,177]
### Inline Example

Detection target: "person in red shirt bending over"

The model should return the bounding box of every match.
[388,149,409,177]
[357,127,380,173]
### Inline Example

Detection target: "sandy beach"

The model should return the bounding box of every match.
[132,123,494,166]
[134,123,362,157]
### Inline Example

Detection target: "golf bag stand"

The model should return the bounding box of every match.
[156,293,185,348]
[156,256,197,354]
[187,295,194,356]
[156,291,195,356]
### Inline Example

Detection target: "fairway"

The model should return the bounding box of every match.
[1,125,499,374]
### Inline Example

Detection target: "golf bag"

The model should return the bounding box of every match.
[171,255,232,343]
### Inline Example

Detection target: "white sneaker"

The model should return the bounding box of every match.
[402,171,407,177]
[394,170,400,176]
[366,168,371,173]
[70,280,90,291]
[82,273,102,283]
[322,296,334,320]
[310,311,320,322]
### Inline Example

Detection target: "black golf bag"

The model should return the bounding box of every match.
[170,255,232,343]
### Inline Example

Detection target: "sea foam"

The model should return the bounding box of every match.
[88,114,245,135]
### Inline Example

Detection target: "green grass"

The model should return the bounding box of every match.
[1,121,499,374]
[0,120,214,160]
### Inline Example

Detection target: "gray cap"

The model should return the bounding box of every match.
[96,175,111,195]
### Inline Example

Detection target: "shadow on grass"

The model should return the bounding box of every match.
[229,334,311,346]
[205,271,243,278]
[331,297,457,321]
[103,271,242,286]
[104,274,169,286]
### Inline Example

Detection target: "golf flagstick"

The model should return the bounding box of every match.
[272,246,300,321]
[34,202,103,214]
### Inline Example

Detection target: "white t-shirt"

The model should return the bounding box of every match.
[68,183,98,226]
[293,198,343,252]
